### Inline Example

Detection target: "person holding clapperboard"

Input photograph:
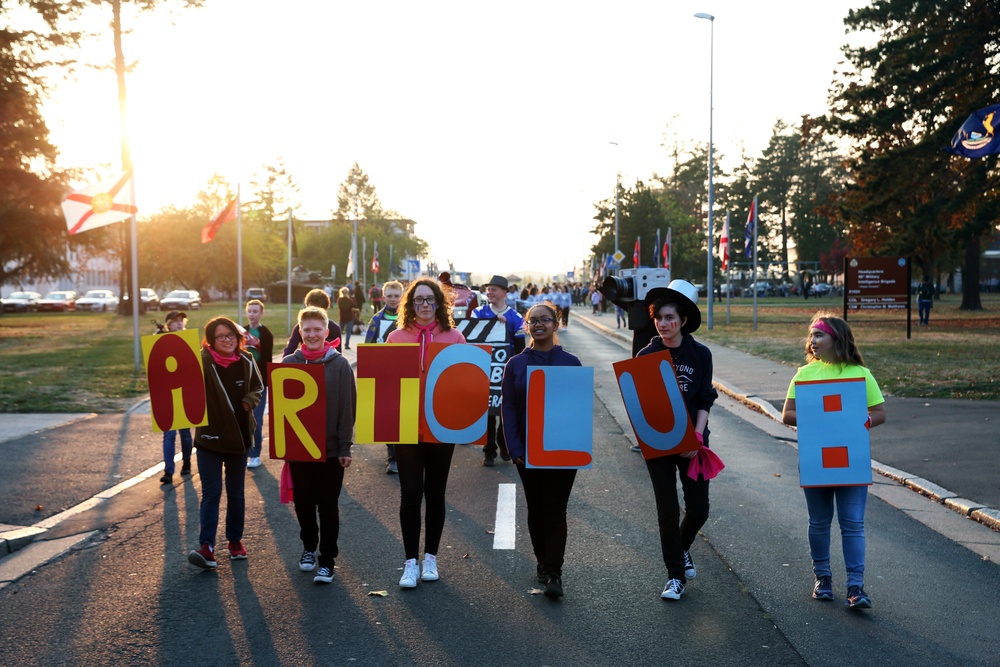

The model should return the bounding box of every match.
[469,274,525,467]
[627,280,718,602]
[501,301,582,599]
[386,278,467,589]
[280,306,357,585]
[782,313,886,610]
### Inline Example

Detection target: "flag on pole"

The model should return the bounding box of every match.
[663,229,671,270]
[744,198,756,258]
[346,248,355,279]
[61,172,137,235]
[720,214,730,271]
[202,196,238,244]
[947,103,1000,158]
[371,242,380,274]
[633,237,640,267]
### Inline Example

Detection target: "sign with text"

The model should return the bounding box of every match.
[794,378,872,487]
[525,366,594,469]
[613,350,700,460]
[267,362,327,461]
[844,256,910,311]
[141,330,207,432]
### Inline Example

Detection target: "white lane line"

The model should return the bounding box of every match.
[493,483,517,549]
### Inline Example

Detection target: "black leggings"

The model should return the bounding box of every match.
[289,458,345,567]
[395,443,456,559]
[516,465,577,576]
[645,454,710,582]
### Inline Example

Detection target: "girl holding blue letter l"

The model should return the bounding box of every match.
[501,301,582,600]
[782,312,886,610]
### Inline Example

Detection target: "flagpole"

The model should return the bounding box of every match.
[752,194,759,332]
[362,236,367,295]
[725,211,731,325]
[237,184,243,326]
[287,209,293,333]
[129,171,140,370]
[389,244,393,280]
[656,229,660,268]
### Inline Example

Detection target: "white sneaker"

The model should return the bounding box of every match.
[399,558,419,588]
[661,578,685,600]
[421,553,439,581]
[247,457,262,469]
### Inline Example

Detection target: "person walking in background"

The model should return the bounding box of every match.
[337,286,357,350]
[243,299,273,470]
[501,301,581,599]
[782,312,886,610]
[590,287,602,315]
[281,306,357,585]
[636,280,718,601]
[188,317,263,570]
[471,274,524,467]
[282,289,343,356]
[158,310,193,484]
[365,280,405,474]
[917,275,934,325]
[615,304,627,329]
[354,280,367,318]
[386,278,467,588]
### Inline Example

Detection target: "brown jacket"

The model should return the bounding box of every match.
[194,349,263,455]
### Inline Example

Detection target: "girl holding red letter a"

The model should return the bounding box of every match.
[386,278,466,589]
[500,301,582,599]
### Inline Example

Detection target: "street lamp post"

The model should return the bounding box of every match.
[609,141,620,266]
[695,12,715,329]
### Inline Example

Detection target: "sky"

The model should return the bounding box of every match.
[41,0,869,280]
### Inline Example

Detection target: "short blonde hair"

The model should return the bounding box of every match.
[298,306,329,329]
[383,280,403,293]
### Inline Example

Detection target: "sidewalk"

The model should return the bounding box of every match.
[569,307,1000,532]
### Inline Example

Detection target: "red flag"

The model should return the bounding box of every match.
[633,238,640,267]
[202,197,238,244]
[662,229,671,270]
[720,216,730,271]
[371,245,380,274]
[61,172,137,235]
[744,197,756,258]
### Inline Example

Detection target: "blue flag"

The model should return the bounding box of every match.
[948,103,1000,158]
[744,197,756,258]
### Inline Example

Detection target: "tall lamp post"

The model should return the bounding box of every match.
[695,11,715,330]
[609,141,620,269]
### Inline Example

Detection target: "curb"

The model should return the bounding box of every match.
[571,311,1000,534]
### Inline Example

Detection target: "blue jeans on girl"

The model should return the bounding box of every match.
[803,485,868,587]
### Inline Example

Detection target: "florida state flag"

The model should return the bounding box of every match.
[61,172,137,235]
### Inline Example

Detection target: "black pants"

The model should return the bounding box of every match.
[484,414,508,459]
[289,458,345,568]
[516,464,577,577]
[645,454,710,583]
[396,443,456,559]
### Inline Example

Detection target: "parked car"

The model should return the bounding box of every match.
[160,289,202,311]
[718,283,740,297]
[37,290,78,312]
[745,281,775,297]
[245,287,267,302]
[810,282,833,297]
[140,288,160,309]
[75,289,120,312]
[1,291,43,313]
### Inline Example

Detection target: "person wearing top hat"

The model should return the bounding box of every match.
[635,279,719,601]
[471,274,526,466]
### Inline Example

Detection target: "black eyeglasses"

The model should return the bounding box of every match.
[215,333,238,341]
[413,297,437,306]
[527,317,556,325]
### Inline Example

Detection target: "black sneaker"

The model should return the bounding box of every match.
[544,575,564,599]
[314,566,334,584]
[846,585,872,609]
[683,550,697,579]
[159,472,172,484]
[299,551,317,572]
[180,460,191,475]
[812,576,834,601]
[536,563,548,584]
[482,456,495,467]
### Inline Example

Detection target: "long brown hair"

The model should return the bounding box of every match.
[397,278,454,331]
[805,312,866,366]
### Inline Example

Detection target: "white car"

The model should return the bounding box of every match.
[75,289,120,312]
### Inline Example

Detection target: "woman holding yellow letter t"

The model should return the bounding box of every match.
[782,313,886,610]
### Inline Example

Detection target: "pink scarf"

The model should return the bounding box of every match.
[300,340,335,361]
[414,321,436,371]
[208,347,240,368]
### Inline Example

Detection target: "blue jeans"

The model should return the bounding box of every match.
[918,298,931,324]
[803,485,868,587]
[196,448,246,548]
[250,387,267,459]
[162,429,192,475]
[340,320,353,348]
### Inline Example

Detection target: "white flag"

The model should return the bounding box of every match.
[346,248,355,279]
[62,172,137,235]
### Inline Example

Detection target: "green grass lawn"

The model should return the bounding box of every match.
[1,295,997,412]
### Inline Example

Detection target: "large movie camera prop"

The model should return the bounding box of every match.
[600,268,671,330]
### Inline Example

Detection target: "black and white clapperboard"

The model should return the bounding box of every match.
[454,318,510,415]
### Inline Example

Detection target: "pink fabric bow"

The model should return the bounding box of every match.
[687,447,725,481]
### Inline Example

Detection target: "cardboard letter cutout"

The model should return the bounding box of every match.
[525,366,594,468]
[422,343,490,444]
[795,378,872,487]
[268,363,326,461]
[355,343,421,444]
[141,330,207,432]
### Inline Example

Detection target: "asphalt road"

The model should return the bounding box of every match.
[0,322,998,666]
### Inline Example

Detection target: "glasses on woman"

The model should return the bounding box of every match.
[413,297,436,306]
[215,333,237,341]
[526,317,556,325]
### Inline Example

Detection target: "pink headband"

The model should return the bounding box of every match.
[811,320,837,338]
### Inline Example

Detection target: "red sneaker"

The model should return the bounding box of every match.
[227,541,248,560]
[188,543,217,569]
